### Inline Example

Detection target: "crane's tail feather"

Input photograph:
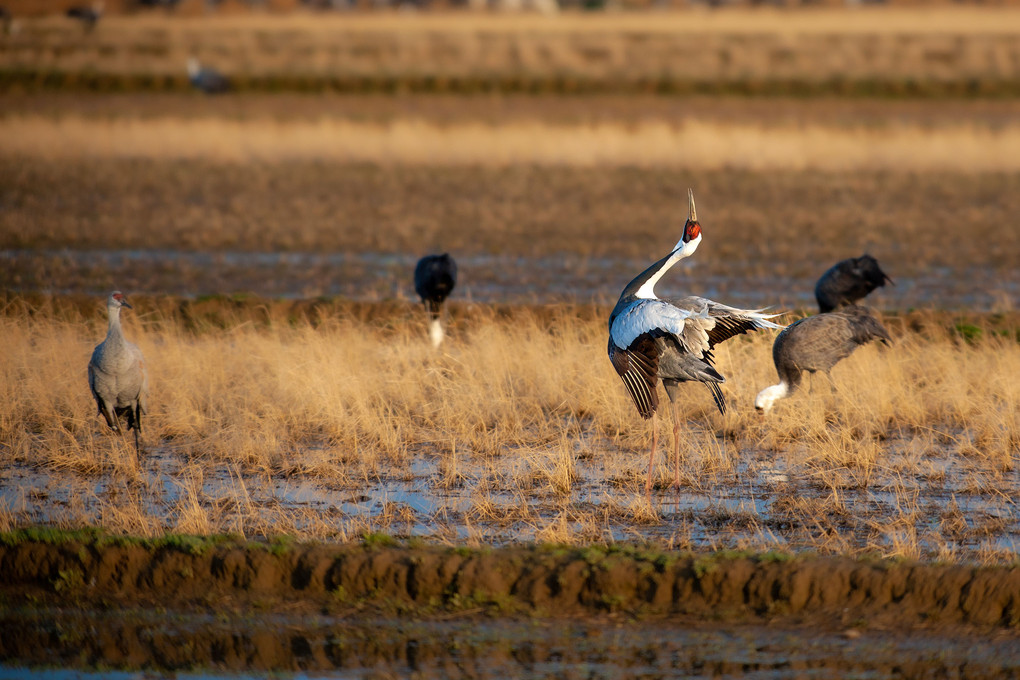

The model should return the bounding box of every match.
[706,382,726,415]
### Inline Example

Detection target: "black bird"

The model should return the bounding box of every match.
[815,254,893,313]
[66,1,103,32]
[755,304,891,412]
[187,57,231,94]
[608,190,781,491]
[414,253,457,347]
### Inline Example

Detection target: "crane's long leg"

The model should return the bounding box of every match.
[104,405,122,435]
[645,412,658,493]
[133,405,142,458]
[671,403,683,491]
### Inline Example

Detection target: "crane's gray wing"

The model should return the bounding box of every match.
[128,343,149,412]
[670,296,783,350]
[778,314,861,372]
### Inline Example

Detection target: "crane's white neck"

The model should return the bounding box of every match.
[634,233,701,300]
[754,382,790,412]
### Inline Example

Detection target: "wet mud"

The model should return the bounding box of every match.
[3,537,1019,627]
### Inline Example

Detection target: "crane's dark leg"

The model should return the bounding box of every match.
[645,412,658,493]
[132,404,142,458]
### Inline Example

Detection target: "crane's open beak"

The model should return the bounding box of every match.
[681,188,700,243]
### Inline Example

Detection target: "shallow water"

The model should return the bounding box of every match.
[2,611,1019,679]
[3,426,1017,559]
[3,248,1016,311]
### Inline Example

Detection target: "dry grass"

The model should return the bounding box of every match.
[4,10,1020,94]
[1,301,1017,560]
[4,115,1020,171]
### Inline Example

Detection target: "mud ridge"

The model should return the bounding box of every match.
[2,535,1018,629]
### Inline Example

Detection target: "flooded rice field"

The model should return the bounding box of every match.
[3,424,1018,560]
[2,247,1016,311]
[3,88,1020,678]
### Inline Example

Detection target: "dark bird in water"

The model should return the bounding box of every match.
[66,1,103,32]
[608,190,782,491]
[755,304,891,413]
[187,57,231,94]
[414,253,457,348]
[815,254,893,313]
[88,291,149,457]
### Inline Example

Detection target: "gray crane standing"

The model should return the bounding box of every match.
[815,254,893,313]
[754,304,891,413]
[609,190,782,492]
[88,291,149,456]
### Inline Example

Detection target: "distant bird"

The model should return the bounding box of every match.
[609,190,782,492]
[187,57,230,94]
[135,0,181,9]
[815,254,893,313]
[66,1,103,32]
[0,7,18,36]
[414,253,457,348]
[754,304,891,413]
[88,291,149,457]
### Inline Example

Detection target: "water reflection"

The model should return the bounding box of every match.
[1,613,1018,679]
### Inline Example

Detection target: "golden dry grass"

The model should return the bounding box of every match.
[4,115,1020,171]
[2,300,1018,560]
[4,9,1020,93]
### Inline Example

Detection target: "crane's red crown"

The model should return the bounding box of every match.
[683,219,701,243]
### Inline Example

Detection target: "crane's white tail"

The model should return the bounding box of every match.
[429,318,444,348]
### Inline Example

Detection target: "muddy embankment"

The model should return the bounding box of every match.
[2,535,1019,627]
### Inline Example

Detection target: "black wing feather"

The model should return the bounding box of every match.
[609,334,661,419]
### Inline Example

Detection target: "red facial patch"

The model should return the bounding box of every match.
[686,221,701,241]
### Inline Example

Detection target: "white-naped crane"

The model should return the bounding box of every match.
[187,57,230,94]
[414,253,457,348]
[755,304,891,413]
[815,254,893,313]
[88,291,149,458]
[66,1,103,32]
[609,190,782,492]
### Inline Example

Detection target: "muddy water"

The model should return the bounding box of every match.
[3,248,1014,311]
[3,431,1018,563]
[2,612,1019,679]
